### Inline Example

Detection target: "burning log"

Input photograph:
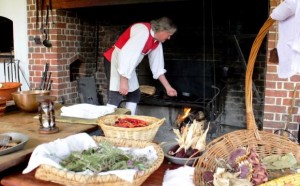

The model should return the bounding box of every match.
[175,107,206,132]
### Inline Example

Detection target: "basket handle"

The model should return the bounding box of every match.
[245,17,276,130]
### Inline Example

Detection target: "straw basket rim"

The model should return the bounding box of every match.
[97,115,166,142]
[35,136,164,186]
[193,17,300,186]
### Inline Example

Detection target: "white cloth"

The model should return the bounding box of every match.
[110,23,166,92]
[23,133,98,174]
[162,166,195,186]
[23,133,158,183]
[270,0,300,78]
[60,103,114,119]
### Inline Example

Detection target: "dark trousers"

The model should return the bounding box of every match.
[103,57,141,107]
[104,57,111,83]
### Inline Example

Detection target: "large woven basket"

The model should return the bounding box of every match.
[97,115,165,142]
[194,17,300,186]
[35,136,164,186]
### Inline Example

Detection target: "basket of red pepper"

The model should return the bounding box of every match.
[97,115,165,142]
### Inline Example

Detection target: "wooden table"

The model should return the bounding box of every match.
[0,108,183,186]
[0,108,99,173]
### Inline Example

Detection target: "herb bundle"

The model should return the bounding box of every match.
[60,140,148,173]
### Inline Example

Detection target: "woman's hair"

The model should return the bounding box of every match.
[150,17,177,34]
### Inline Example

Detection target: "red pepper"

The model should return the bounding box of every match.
[114,117,149,128]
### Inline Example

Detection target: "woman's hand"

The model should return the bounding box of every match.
[119,76,129,95]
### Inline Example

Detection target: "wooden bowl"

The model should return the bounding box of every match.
[0,82,22,101]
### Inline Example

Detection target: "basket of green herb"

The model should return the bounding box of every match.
[34,136,164,186]
[97,115,166,142]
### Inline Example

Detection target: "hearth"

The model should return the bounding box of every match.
[22,0,268,133]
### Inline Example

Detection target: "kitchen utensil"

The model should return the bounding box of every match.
[47,80,53,91]
[39,63,49,90]
[34,0,41,44]
[40,0,44,34]
[0,132,29,156]
[0,135,11,146]
[49,0,55,25]
[44,72,51,90]
[161,141,199,166]
[12,90,51,112]
[43,5,52,48]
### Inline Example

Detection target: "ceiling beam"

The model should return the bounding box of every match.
[47,0,186,9]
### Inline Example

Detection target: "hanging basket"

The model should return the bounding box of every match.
[193,17,300,186]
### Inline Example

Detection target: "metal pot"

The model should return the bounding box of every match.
[12,90,51,112]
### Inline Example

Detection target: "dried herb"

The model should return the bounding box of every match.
[60,140,148,173]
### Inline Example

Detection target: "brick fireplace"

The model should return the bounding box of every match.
[24,0,300,140]
[27,5,103,104]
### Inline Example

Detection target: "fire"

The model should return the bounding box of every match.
[176,107,191,126]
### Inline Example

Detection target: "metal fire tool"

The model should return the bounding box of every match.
[39,63,49,90]
[34,0,41,44]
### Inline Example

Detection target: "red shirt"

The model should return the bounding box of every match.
[103,22,159,61]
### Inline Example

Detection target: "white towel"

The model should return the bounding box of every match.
[23,133,98,174]
[60,103,114,119]
[271,0,300,78]
[162,166,195,186]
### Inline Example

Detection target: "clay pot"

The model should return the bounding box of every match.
[0,96,6,116]
[0,82,22,101]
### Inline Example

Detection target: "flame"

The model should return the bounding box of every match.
[176,107,191,125]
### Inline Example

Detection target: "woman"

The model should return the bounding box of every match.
[103,17,178,115]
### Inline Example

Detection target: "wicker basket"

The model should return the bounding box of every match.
[193,17,300,186]
[97,115,165,142]
[35,136,164,186]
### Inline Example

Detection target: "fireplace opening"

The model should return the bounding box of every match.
[70,59,84,82]
[0,16,13,53]
[28,0,268,134]
[137,58,226,118]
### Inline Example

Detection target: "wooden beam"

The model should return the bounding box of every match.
[48,0,186,9]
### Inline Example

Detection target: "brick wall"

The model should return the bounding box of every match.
[27,0,101,104]
[265,0,299,137]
